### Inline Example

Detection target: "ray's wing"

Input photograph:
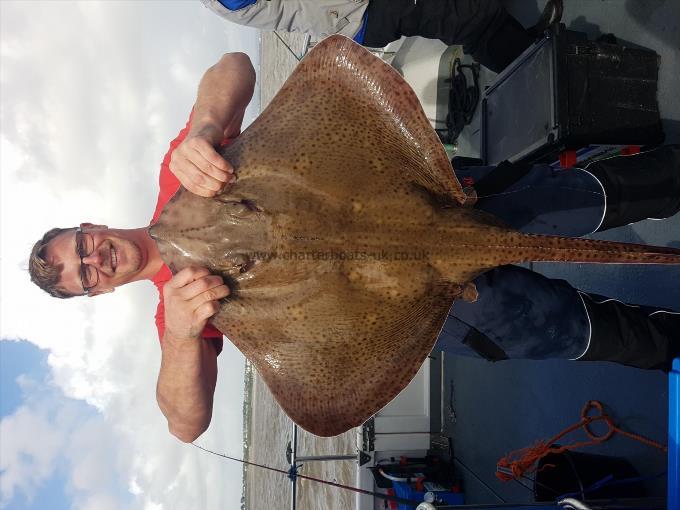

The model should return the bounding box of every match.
[212,261,459,437]
[222,35,468,206]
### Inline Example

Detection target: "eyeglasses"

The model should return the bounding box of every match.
[75,227,99,294]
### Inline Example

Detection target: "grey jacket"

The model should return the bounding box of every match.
[200,0,369,39]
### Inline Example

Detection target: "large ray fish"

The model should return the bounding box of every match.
[150,36,680,437]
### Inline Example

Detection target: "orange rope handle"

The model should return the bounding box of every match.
[495,400,667,482]
[580,400,666,452]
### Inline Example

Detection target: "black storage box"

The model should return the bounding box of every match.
[481,25,664,166]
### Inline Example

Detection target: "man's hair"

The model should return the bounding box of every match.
[29,227,78,299]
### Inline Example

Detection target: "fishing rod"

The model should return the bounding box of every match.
[273,31,307,62]
[193,442,666,509]
[286,424,373,509]
[192,443,422,508]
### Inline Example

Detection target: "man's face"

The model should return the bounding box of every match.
[44,223,145,296]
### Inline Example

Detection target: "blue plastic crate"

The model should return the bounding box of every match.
[392,480,464,510]
[669,358,679,509]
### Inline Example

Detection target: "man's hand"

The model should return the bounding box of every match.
[169,127,235,198]
[163,266,230,341]
[157,266,224,442]
[170,52,255,197]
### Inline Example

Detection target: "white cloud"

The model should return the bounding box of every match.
[1,1,256,508]
[0,399,65,504]
[0,373,126,508]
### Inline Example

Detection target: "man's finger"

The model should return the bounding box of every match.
[194,299,222,323]
[189,284,230,309]
[185,162,225,193]
[180,274,226,300]
[189,171,237,197]
[168,266,211,289]
[194,143,233,174]
[190,149,230,184]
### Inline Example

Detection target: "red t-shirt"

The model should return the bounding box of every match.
[150,114,224,354]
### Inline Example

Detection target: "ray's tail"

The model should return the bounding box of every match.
[510,233,680,265]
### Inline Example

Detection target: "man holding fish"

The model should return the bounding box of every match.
[28,47,679,441]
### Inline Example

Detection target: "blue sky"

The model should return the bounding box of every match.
[1,341,122,510]
[0,1,261,508]
[1,341,48,418]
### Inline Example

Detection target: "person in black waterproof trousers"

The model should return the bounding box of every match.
[203,0,563,73]
[435,146,680,371]
[362,0,555,72]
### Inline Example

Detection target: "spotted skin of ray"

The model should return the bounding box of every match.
[150,36,680,437]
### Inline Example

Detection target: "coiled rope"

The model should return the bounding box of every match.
[496,400,667,482]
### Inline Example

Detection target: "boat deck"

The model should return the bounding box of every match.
[422,0,680,504]
[259,2,679,506]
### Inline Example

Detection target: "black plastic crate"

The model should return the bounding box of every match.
[481,25,664,166]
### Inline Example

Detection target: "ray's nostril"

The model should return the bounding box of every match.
[239,257,255,273]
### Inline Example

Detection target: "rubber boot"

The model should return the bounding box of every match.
[527,0,564,38]
[578,292,679,371]
[581,145,680,232]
